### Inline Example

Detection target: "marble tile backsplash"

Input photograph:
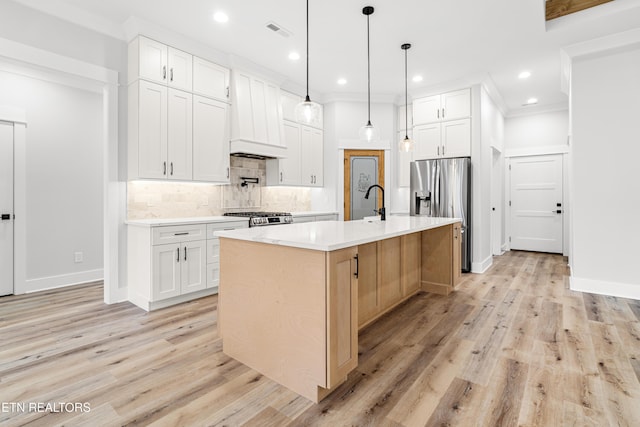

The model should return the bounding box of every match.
[127,157,311,219]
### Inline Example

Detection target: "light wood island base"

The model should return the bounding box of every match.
[219,221,461,402]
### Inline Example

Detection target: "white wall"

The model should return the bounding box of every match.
[570,45,640,299]
[0,2,127,294]
[311,101,395,217]
[0,71,104,289]
[505,110,569,154]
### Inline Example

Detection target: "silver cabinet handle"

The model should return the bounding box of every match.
[170,162,174,176]
[437,146,440,156]
[280,172,283,182]
[442,146,445,156]
[163,66,167,80]
[174,232,189,236]
[170,68,174,82]
[184,246,187,261]
[442,108,445,118]
[163,161,167,175]
[227,167,230,178]
[311,175,313,184]
[437,109,440,119]
[176,247,180,262]
[226,86,230,98]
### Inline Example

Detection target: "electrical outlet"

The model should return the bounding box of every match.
[74,252,83,263]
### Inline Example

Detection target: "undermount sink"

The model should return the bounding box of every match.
[362,215,382,222]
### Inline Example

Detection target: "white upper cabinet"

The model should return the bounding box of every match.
[167,47,193,91]
[281,90,301,122]
[441,89,471,122]
[193,57,230,102]
[413,88,470,125]
[272,121,301,185]
[231,70,282,147]
[413,119,470,160]
[135,80,168,179]
[166,89,193,180]
[135,37,168,85]
[130,36,193,91]
[300,126,323,186]
[192,95,229,183]
[280,90,323,129]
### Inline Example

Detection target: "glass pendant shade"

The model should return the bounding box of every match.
[295,96,321,125]
[359,121,379,142]
[399,135,414,152]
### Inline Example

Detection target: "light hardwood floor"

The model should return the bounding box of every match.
[1,251,639,426]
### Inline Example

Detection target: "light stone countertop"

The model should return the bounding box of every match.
[215,216,461,251]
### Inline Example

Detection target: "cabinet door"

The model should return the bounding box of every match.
[280,121,301,185]
[138,80,168,179]
[181,240,207,294]
[250,78,268,143]
[442,119,471,158]
[357,242,378,328]
[441,89,470,121]
[152,243,181,301]
[281,90,301,122]
[193,57,229,101]
[378,237,402,310]
[265,82,282,146]
[167,47,193,91]
[453,223,462,287]
[413,95,440,125]
[138,37,168,84]
[326,247,358,388]
[167,89,193,180]
[300,126,323,186]
[397,130,413,187]
[231,72,254,141]
[193,95,229,182]
[401,233,421,296]
[414,123,441,160]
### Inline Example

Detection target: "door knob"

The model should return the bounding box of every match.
[1,214,11,220]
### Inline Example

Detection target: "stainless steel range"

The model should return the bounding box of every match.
[224,211,293,227]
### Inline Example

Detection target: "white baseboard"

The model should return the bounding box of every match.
[570,276,640,301]
[20,269,104,294]
[471,255,493,274]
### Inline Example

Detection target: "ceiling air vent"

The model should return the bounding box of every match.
[265,21,291,38]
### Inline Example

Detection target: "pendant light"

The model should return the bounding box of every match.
[399,43,414,152]
[359,6,379,142]
[294,0,321,125]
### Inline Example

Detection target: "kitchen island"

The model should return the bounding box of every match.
[216,216,462,402]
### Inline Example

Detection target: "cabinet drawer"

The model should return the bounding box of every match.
[206,221,248,238]
[152,224,206,245]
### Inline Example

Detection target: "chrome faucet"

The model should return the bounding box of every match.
[364,184,385,221]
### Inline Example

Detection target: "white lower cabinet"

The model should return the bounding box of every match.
[152,240,206,300]
[128,219,248,311]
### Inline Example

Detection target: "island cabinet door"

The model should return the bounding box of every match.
[326,246,358,388]
[378,237,403,310]
[421,224,455,295]
[453,223,462,287]
[357,242,379,328]
[401,233,422,296]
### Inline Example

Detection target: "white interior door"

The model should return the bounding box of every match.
[510,154,563,253]
[0,122,14,295]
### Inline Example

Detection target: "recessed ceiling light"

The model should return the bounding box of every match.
[288,51,300,61]
[213,11,229,23]
[518,71,531,79]
[526,97,538,105]
[412,75,423,83]
[337,78,347,85]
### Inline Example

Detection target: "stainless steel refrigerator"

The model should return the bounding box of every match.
[410,157,471,272]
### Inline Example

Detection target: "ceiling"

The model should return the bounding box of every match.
[12,0,640,115]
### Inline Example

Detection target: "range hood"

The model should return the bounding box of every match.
[229,139,288,159]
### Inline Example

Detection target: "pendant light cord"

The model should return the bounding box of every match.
[404,46,409,139]
[366,12,371,125]
[305,0,310,102]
